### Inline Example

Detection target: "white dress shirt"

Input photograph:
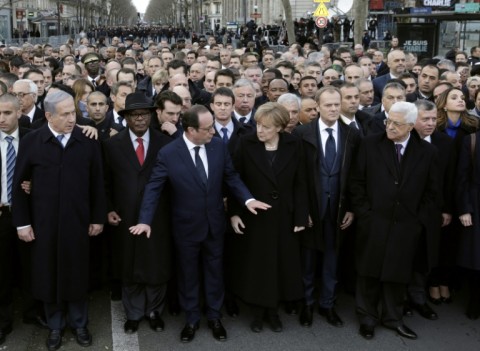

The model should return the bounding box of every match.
[233,110,253,124]
[318,118,338,153]
[129,129,150,162]
[183,133,209,177]
[215,120,234,139]
[48,124,71,147]
[0,129,19,205]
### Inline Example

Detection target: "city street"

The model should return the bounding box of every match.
[4,287,480,350]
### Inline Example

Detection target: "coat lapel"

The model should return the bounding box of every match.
[248,136,277,185]
[178,138,207,190]
[118,130,142,171]
[399,135,424,186]
[379,134,400,180]
[272,133,296,177]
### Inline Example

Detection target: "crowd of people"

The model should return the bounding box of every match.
[0,29,480,351]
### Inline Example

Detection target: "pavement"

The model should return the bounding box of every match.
[3,287,480,351]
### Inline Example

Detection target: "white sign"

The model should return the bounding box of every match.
[423,0,451,7]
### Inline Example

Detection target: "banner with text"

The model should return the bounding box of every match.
[397,23,437,59]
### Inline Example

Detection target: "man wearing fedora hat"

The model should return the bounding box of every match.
[103,92,173,335]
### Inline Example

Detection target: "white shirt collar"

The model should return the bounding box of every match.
[129,128,150,144]
[0,128,19,141]
[183,133,204,149]
[318,118,338,133]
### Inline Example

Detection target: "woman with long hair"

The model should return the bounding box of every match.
[72,79,95,118]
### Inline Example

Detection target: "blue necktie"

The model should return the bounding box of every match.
[325,128,336,171]
[194,146,207,185]
[5,136,15,204]
[221,127,229,144]
[56,134,64,148]
[239,117,246,124]
[395,144,403,164]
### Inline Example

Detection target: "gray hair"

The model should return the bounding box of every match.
[44,91,73,114]
[389,101,418,124]
[414,99,436,112]
[306,52,324,65]
[232,78,256,92]
[277,93,301,109]
[383,82,406,95]
[437,59,455,72]
[14,79,38,95]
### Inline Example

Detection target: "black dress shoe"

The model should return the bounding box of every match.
[265,314,283,332]
[299,305,313,327]
[180,323,199,343]
[124,320,140,334]
[359,324,375,340]
[250,318,263,333]
[73,327,92,347]
[319,307,344,327]
[284,301,299,315]
[207,319,227,341]
[411,303,438,320]
[403,305,414,317]
[0,325,12,345]
[385,324,417,339]
[23,315,48,329]
[147,311,164,332]
[225,299,239,317]
[46,329,63,351]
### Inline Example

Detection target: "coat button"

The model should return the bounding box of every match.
[270,191,279,200]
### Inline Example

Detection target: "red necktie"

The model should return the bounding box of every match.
[136,138,144,166]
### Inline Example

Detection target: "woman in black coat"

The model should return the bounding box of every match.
[228,102,308,333]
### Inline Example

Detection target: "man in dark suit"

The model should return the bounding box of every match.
[405,100,455,320]
[373,50,389,77]
[406,65,439,103]
[349,101,439,340]
[0,93,31,344]
[130,105,270,343]
[106,81,134,131]
[12,91,106,350]
[12,79,45,127]
[87,92,122,141]
[372,50,406,104]
[339,82,372,137]
[293,86,360,328]
[103,93,173,335]
[232,79,257,128]
[152,91,183,138]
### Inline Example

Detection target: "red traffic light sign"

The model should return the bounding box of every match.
[315,16,328,28]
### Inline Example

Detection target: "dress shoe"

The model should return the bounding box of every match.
[207,319,227,341]
[319,307,344,327]
[428,295,442,305]
[0,325,12,345]
[384,324,417,339]
[23,314,48,329]
[441,296,453,304]
[124,320,140,334]
[265,314,283,332]
[46,329,63,351]
[180,323,199,343]
[359,324,375,340]
[250,318,263,333]
[403,304,414,317]
[299,305,313,327]
[411,303,438,320]
[284,301,299,315]
[225,299,239,317]
[147,311,164,332]
[73,327,92,347]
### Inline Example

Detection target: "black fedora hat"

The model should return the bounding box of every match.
[118,93,157,116]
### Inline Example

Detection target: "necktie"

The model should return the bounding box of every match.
[325,128,336,171]
[136,138,144,166]
[117,116,124,126]
[349,121,358,129]
[194,146,207,185]
[221,127,229,144]
[56,134,64,148]
[395,144,403,163]
[239,117,246,124]
[5,136,15,204]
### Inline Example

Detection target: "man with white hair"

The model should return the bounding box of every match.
[12,79,43,126]
[350,101,439,341]
[278,93,301,133]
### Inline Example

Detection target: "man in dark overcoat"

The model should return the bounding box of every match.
[12,91,106,350]
[103,93,173,334]
[349,101,439,340]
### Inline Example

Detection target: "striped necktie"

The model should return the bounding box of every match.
[5,136,15,204]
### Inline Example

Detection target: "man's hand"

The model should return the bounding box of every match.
[340,212,354,230]
[441,213,452,227]
[21,180,31,194]
[78,125,98,140]
[160,122,178,136]
[246,200,271,215]
[108,211,122,226]
[88,224,104,236]
[129,224,151,238]
[230,215,245,234]
[109,128,119,137]
[18,226,35,242]
[460,213,473,227]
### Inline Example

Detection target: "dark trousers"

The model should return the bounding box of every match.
[122,283,167,320]
[0,211,14,329]
[407,271,427,305]
[44,299,88,330]
[175,233,224,325]
[356,275,405,328]
[302,215,337,308]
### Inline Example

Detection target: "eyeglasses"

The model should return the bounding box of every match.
[383,118,411,128]
[12,92,33,98]
[196,124,215,132]
[126,112,151,120]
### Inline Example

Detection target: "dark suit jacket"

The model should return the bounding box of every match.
[349,132,439,283]
[372,73,393,105]
[139,136,252,242]
[103,128,173,284]
[293,118,360,251]
[12,125,106,302]
[375,61,389,77]
[406,90,434,103]
[106,109,126,132]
